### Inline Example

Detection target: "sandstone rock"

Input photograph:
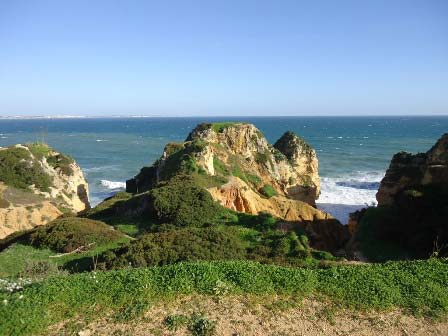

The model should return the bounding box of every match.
[0,144,89,238]
[377,133,448,206]
[208,177,348,252]
[128,122,320,206]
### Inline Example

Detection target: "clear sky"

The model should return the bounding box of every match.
[0,0,447,116]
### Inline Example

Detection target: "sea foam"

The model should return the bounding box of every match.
[100,180,126,189]
[317,170,384,224]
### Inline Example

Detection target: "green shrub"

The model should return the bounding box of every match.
[0,146,52,192]
[46,153,74,176]
[97,227,246,269]
[190,313,216,336]
[28,217,124,253]
[164,314,190,331]
[20,260,66,279]
[149,176,226,228]
[255,151,270,165]
[260,184,278,198]
[245,173,262,187]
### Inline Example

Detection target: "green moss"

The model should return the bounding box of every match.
[159,140,207,181]
[259,184,278,198]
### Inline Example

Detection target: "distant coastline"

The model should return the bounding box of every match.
[1,114,448,120]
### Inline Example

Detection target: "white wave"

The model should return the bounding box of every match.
[100,180,126,189]
[317,170,384,223]
[96,139,108,142]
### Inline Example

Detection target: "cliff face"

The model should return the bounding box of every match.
[0,144,89,238]
[377,133,448,206]
[126,122,348,252]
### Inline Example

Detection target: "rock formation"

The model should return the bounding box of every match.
[128,122,320,206]
[0,144,89,238]
[126,122,348,252]
[376,133,448,206]
[350,133,448,260]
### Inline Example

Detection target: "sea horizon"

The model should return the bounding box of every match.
[1,115,447,224]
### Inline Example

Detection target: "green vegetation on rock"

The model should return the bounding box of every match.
[0,146,52,192]
[259,184,278,198]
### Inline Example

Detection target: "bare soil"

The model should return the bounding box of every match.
[50,295,448,336]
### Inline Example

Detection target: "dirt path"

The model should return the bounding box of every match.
[51,295,448,336]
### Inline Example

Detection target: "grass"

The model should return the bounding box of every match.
[1,258,447,335]
[211,122,240,133]
[0,237,132,278]
[25,143,52,160]
[260,184,278,198]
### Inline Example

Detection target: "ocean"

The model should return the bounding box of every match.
[1,116,447,223]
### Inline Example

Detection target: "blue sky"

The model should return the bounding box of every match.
[0,0,447,116]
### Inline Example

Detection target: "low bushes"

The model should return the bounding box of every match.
[28,217,124,253]
[98,227,246,269]
[149,176,226,228]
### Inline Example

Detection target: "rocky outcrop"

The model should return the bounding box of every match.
[376,133,448,206]
[208,176,348,252]
[349,133,448,260]
[0,144,90,238]
[128,122,320,206]
[126,122,347,251]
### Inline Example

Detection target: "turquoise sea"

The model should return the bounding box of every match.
[0,116,447,223]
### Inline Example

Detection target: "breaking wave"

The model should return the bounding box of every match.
[317,170,384,223]
[100,180,126,189]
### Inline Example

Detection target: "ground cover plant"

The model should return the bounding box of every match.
[0,258,447,335]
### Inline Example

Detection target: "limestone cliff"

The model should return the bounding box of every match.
[0,144,90,238]
[376,133,448,206]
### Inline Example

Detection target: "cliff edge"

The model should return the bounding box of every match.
[0,143,89,238]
